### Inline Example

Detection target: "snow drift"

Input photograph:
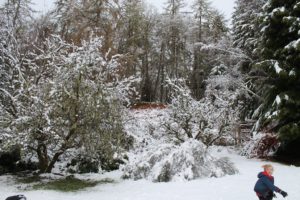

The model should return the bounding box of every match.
[122,139,238,182]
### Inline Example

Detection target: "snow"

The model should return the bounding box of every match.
[1,108,300,200]
[271,7,286,17]
[122,108,237,182]
[274,95,281,106]
[274,61,283,74]
[284,95,289,101]
[1,150,300,200]
[284,38,300,50]
[123,139,237,182]
[289,70,296,76]
[294,2,300,10]
[260,25,269,33]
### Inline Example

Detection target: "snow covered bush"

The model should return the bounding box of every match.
[197,37,256,145]
[199,66,245,145]
[241,132,280,158]
[164,71,247,146]
[163,79,208,143]
[122,139,238,182]
[0,35,132,173]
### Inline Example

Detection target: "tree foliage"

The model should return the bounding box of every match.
[255,0,300,141]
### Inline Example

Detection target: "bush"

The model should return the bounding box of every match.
[122,139,238,182]
[241,132,280,158]
[0,146,21,174]
[274,137,300,166]
[67,155,126,173]
[32,176,113,192]
[67,157,100,174]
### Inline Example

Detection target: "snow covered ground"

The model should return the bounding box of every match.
[0,151,299,200]
[1,109,299,200]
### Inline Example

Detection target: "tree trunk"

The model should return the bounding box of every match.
[45,151,64,173]
[36,143,49,173]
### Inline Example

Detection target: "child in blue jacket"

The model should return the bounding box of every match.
[254,164,288,200]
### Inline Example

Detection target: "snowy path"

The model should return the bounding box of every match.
[1,153,299,200]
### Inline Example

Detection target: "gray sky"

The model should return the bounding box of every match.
[0,0,235,20]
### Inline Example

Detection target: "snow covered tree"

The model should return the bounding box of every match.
[192,0,212,42]
[163,0,188,79]
[163,45,249,146]
[0,0,34,145]
[232,0,266,58]
[189,0,212,99]
[118,0,145,56]
[190,0,228,99]
[123,139,238,182]
[53,0,120,51]
[147,2,190,103]
[163,79,208,143]
[0,35,129,173]
[117,0,155,101]
[0,0,34,96]
[0,0,34,39]
[232,0,267,125]
[255,0,300,143]
[198,36,253,145]
[210,11,228,42]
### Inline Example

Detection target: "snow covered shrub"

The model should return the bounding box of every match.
[67,156,101,174]
[130,102,167,110]
[198,62,251,146]
[122,139,238,182]
[241,132,280,158]
[0,36,131,173]
[164,77,241,146]
[0,146,21,174]
[163,79,208,143]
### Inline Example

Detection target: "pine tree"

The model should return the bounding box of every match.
[150,0,189,102]
[210,11,228,42]
[165,0,185,16]
[192,0,212,43]
[190,0,228,99]
[118,0,145,73]
[257,0,300,142]
[232,0,267,121]
[232,0,266,58]
[118,0,156,101]
[164,0,187,79]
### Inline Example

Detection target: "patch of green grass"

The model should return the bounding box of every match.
[32,177,114,192]
[96,178,115,184]
[17,175,42,184]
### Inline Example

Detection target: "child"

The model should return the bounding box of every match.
[254,164,288,200]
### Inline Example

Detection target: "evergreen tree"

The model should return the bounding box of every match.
[232,0,266,121]
[257,0,300,142]
[118,0,156,101]
[150,0,189,102]
[118,0,145,75]
[164,0,187,79]
[190,0,228,99]
[210,11,228,42]
[232,0,266,58]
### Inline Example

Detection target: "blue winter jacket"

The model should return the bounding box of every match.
[254,172,281,197]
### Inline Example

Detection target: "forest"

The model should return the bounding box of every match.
[0,0,299,197]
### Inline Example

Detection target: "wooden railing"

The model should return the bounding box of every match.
[235,120,256,145]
